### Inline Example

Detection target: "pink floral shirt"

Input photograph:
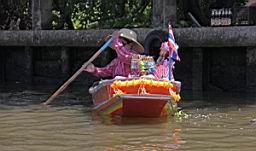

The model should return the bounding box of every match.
[154,59,169,79]
[92,38,139,78]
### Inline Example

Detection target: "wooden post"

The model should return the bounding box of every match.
[23,47,33,83]
[152,0,177,28]
[29,0,53,83]
[192,48,203,98]
[246,47,256,91]
[0,49,5,83]
[60,47,70,78]
[32,0,52,30]
[32,0,41,30]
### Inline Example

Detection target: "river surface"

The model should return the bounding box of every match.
[1,85,256,151]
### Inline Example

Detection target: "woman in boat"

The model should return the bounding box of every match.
[84,28,144,78]
[154,23,180,81]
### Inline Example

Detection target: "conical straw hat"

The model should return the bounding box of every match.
[118,28,144,53]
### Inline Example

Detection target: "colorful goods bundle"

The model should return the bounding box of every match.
[131,55,156,75]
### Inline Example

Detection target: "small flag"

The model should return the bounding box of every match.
[167,22,180,61]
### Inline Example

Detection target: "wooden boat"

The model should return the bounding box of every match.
[89,78,181,118]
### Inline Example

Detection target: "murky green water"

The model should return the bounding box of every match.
[1,85,256,151]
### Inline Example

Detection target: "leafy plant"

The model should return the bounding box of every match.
[54,0,152,29]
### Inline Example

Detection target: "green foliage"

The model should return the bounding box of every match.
[71,0,102,29]
[174,109,189,121]
[0,0,250,30]
[53,0,152,29]
[52,10,64,29]
[0,0,31,30]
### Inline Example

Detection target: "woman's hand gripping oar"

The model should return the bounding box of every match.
[42,38,113,105]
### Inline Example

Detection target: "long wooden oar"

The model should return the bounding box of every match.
[43,38,113,105]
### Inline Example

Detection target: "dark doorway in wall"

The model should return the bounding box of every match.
[203,47,246,91]
[0,48,6,83]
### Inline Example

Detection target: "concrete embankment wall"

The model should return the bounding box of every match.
[0,46,115,88]
[1,27,256,92]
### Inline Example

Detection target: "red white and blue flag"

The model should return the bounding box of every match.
[167,22,180,61]
[156,22,180,81]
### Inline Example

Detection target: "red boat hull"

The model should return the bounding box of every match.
[90,79,180,118]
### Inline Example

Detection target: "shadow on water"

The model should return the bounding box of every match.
[180,90,256,109]
[2,83,256,107]
[0,83,93,107]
